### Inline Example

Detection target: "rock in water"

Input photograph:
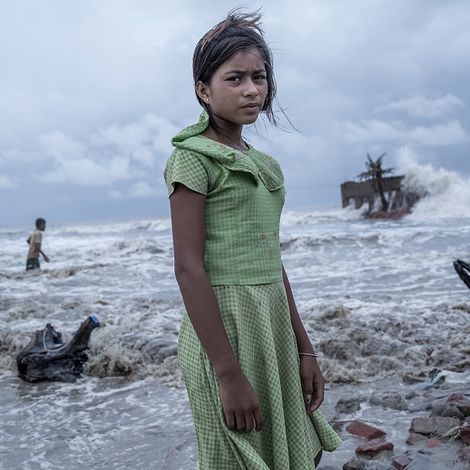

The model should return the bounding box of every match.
[16,316,100,382]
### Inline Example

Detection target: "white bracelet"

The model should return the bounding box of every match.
[299,352,318,358]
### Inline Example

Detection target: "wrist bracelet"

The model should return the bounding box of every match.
[299,352,318,358]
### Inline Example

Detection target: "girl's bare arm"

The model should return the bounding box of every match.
[170,184,263,431]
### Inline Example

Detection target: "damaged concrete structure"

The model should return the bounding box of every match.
[340,175,417,212]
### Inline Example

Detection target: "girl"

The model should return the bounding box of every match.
[164,10,341,469]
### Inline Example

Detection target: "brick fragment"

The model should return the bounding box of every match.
[406,432,427,445]
[346,420,386,440]
[392,454,411,470]
[355,438,394,457]
[425,438,444,448]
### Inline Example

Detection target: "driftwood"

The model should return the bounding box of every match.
[454,259,470,290]
[16,316,100,382]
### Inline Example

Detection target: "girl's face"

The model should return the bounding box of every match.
[198,47,268,127]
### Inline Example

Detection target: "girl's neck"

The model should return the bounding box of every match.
[202,118,249,151]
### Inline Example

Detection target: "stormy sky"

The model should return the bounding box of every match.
[1,0,469,226]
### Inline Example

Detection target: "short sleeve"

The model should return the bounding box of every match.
[164,149,209,197]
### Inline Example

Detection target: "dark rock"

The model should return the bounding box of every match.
[355,438,394,456]
[335,396,364,414]
[431,402,465,420]
[405,391,418,400]
[346,420,386,440]
[369,391,408,410]
[332,420,348,432]
[447,393,470,417]
[401,373,426,384]
[392,454,411,469]
[16,316,100,382]
[410,416,461,436]
[343,458,365,470]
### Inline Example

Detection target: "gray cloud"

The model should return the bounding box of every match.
[375,94,465,118]
[1,0,469,225]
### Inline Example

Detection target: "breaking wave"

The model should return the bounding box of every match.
[397,148,470,221]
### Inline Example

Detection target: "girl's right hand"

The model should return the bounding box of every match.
[218,371,264,433]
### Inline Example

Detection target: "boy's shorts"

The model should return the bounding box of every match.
[26,258,40,270]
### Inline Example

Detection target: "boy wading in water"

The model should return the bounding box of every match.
[26,218,49,270]
[164,10,341,469]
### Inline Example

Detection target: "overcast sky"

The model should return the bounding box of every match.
[1,0,469,226]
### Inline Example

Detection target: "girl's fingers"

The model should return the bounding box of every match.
[254,408,264,432]
[309,396,323,413]
[308,380,325,413]
[225,411,235,430]
[244,412,255,432]
[235,412,246,432]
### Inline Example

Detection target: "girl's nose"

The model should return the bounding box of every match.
[244,79,260,96]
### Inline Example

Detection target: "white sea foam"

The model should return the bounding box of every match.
[397,147,470,221]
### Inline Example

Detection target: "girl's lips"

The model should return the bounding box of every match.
[241,103,261,112]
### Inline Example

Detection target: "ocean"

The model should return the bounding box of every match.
[1,159,470,469]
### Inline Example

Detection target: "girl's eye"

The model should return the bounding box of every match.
[227,76,241,82]
[254,75,267,81]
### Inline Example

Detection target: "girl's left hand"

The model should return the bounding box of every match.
[299,355,325,413]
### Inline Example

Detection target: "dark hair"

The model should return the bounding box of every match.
[35,217,46,228]
[193,9,277,124]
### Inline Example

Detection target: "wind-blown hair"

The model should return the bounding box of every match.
[193,10,277,124]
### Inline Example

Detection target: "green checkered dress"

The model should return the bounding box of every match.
[164,113,342,469]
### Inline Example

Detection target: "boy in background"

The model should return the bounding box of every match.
[26,218,49,270]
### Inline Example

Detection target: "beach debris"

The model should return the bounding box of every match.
[454,259,470,289]
[355,438,394,457]
[16,316,100,382]
[391,454,412,469]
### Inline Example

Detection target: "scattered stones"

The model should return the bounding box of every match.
[369,391,408,410]
[340,389,470,469]
[346,420,386,440]
[356,438,394,457]
[410,416,461,436]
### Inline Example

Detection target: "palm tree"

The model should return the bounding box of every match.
[358,153,394,212]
